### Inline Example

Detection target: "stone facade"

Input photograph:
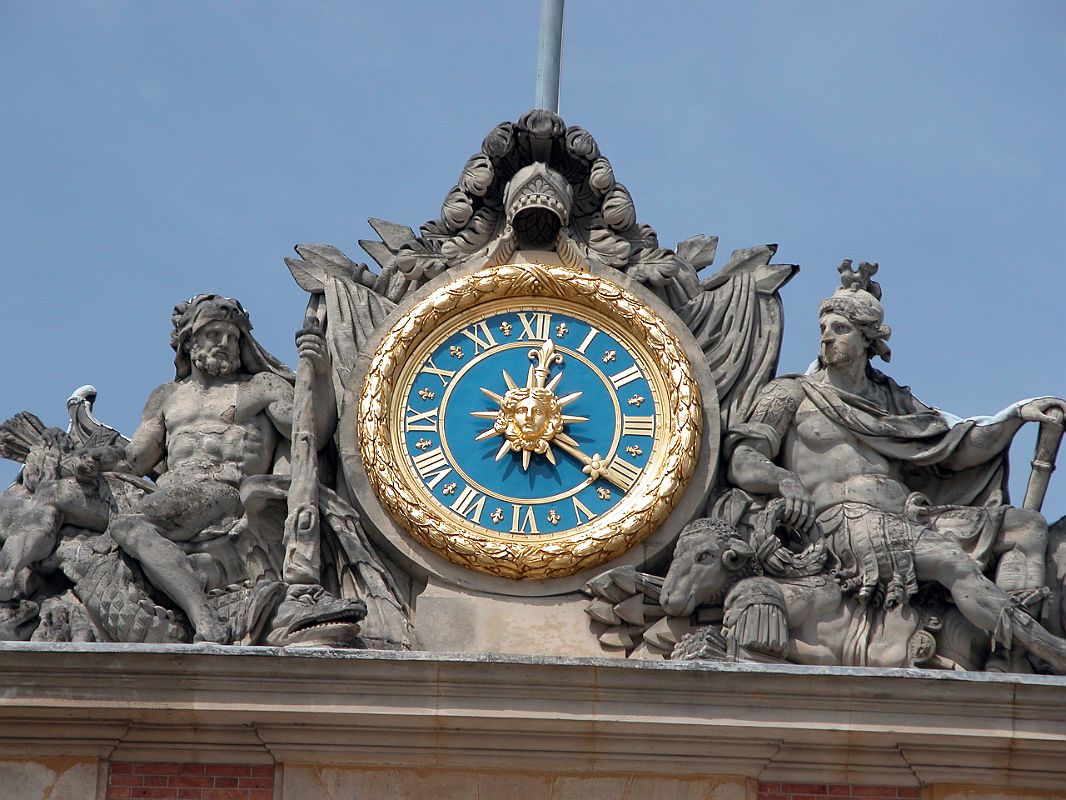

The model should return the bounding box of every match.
[2,644,1066,799]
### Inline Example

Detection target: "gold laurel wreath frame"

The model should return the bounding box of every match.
[357,262,702,580]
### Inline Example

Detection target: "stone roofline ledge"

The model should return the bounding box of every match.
[1,643,1064,791]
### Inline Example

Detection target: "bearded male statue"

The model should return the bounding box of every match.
[726,261,1066,671]
[98,294,333,643]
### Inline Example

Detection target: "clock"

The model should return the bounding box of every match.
[355,262,707,581]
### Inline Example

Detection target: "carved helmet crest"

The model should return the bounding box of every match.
[818,259,892,362]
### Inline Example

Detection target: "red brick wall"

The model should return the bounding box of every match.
[759,784,921,800]
[106,762,275,800]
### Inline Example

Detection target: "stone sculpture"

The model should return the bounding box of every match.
[0,295,408,647]
[587,262,1066,673]
[354,109,796,434]
[660,510,985,669]
[1,109,1063,675]
[725,261,1066,670]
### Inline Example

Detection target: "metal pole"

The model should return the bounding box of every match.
[535,0,565,112]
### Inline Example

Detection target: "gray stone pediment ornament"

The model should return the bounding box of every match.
[2,109,1066,678]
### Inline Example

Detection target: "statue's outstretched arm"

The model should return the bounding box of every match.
[942,398,1066,471]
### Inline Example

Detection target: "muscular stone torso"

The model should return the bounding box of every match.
[783,390,910,515]
[160,379,278,487]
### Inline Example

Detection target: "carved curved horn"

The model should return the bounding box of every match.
[721,538,755,570]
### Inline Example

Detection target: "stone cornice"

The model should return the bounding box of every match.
[1,643,1065,789]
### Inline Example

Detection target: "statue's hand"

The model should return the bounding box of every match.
[1019,398,1066,427]
[296,327,329,377]
[778,475,816,531]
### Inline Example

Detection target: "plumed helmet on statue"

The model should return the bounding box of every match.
[170,294,295,382]
[818,260,893,363]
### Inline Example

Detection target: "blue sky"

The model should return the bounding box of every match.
[2,2,1065,519]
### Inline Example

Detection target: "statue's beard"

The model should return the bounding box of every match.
[192,348,240,377]
[820,344,860,367]
[821,347,845,366]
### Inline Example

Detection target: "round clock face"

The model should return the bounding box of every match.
[357,263,702,580]
[399,299,659,538]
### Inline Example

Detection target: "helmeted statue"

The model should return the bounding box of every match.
[717,262,1066,670]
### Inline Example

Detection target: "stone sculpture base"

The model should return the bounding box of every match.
[413,578,612,657]
[1,644,1064,800]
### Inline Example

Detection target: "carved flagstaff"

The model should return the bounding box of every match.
[1023,408,1065,512]
[282,291,327,585]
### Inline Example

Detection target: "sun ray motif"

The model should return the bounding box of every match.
[555,432,580,448]
[469,338,589,472]
[555,391,582,407]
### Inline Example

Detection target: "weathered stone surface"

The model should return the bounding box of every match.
[0,295,406,650]
[0,757,102,800]
[589,261,1066,674]
[1,644,1065,790]
[280,766,751,800]
[413,579,614,657]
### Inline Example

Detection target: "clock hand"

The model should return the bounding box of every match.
[551,435,633,492]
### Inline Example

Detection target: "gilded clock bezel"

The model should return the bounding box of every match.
[356,261,704,580]
[392,296,660,540]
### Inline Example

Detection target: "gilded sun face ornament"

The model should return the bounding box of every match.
[472,339,587,470]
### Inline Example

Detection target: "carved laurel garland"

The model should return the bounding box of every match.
[358,263,702,580]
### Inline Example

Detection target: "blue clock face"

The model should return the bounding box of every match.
[395,301,662,539]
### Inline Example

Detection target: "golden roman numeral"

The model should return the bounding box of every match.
[609,365,642,389]
[511,504,539,534]
[405,405,439,432]
[461,321,498,354]
[621,415,654,436]
[517,312,552,341]
[576,327,600,354]
[451,486,487,523]
[412,447,452,489]
[420,358,456,386]
[572,496,597,524]
[608,456,642,490]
